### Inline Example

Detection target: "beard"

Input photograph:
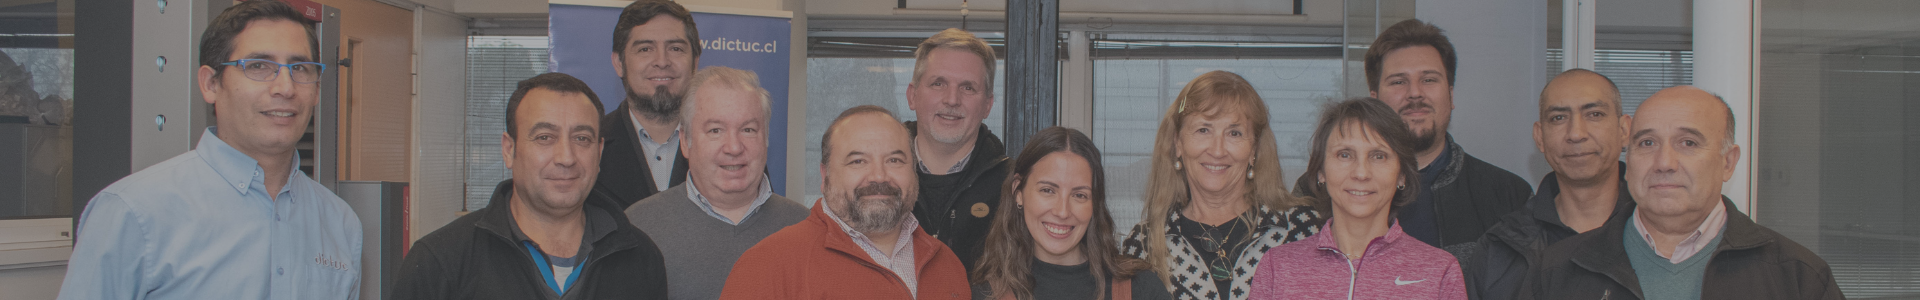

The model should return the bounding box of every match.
[626,83,683,120]
[1399,101,1443,153]
[1411,127,1441,153]
[832,181,914,234]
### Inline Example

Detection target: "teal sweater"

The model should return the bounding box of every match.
[1623,219,1725,300]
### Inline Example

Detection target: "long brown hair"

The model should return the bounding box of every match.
[973,127,1148,300]
[1139,70,1307,287]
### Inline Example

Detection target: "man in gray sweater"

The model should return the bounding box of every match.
[626,66,809,300]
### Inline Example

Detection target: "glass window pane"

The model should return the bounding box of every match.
[0,0,75,219]
[464,36,549,211]
[1092,58,1342,233]
[1757,1,1920,297]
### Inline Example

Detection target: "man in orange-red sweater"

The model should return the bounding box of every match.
[719,105,970,299]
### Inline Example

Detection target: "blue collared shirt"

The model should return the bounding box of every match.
[685,174,775,225]
[59,127,363,300]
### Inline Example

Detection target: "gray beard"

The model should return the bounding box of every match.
[626,84,682,120]
[837,195,908,234]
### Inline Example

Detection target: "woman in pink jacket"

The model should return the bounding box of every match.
[1247,98,1466,300]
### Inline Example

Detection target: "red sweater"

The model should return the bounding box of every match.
[720,203,971,299]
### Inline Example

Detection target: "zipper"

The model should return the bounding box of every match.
[852,251,913,297]
[945,209,957,239]
[1432,188,1447,245]
[1331,248,1358,300]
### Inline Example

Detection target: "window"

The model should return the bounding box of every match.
[464,36,549,211]
[0,0,74,221]
[1756,2,1920,296]
[1544,48,1693,114]
[1092,55,1343,232]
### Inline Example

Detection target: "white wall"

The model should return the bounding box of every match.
[1416,0,1552,186]
[0,265,65,299]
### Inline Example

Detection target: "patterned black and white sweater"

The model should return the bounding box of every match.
[1122,204,1323,300]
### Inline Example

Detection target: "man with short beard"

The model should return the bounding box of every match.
[904,28,1010,272]
[719,105,970,299]
[1362,19,1532,249]
[597,0,698,208]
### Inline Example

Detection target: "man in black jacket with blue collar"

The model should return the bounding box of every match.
[391,73,667,300]
[1462,69,1636,300]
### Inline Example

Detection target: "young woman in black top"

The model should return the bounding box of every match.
[971,127,1173,300]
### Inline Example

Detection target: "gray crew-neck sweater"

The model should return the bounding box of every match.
[626,184,811,300]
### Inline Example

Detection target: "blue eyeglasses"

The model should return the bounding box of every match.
[218,59,328,84]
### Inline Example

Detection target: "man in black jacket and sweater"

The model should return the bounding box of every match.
[1363,19,1532,248]
[596,0,697,208]
[904,28,1010,272]
[1463,69,1636,300]
[1523,86,1841,300]
[391,73,667,300]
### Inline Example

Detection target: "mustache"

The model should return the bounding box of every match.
[855,181,903,199]
[1398,101,1433,115]
[936,108,966,118]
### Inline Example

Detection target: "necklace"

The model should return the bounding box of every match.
[1181,212,1255,282]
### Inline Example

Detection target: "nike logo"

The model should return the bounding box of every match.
[1394,276,1426,285]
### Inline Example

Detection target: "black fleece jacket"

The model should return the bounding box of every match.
[905,121,1010,273]
[389,179,668,300]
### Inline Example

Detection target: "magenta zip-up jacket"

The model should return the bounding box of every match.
[1247,221,1467,300]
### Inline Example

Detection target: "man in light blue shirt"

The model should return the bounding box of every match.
[58,1,362,299]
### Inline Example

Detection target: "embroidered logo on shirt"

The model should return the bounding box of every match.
[1394,276,1426,286]
[314,253,349,271]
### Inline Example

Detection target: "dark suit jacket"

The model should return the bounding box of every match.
[596,102,689,209]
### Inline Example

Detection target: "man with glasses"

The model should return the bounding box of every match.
[59,1,362,299]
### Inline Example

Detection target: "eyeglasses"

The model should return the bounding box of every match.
[218,59,327,84]
[1194,235,1235,281]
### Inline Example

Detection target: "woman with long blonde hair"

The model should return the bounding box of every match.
[1119,70,1323,300]
[971,127,1171,300]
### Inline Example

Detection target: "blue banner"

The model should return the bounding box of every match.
[549,4,793,195]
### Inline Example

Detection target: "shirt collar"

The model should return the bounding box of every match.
[911,136,972,174]
[1630,199,1728,264]
[629,109,681,145]
[197,127,299,198]
[685,174,775,225]
[1311,219,1407,258]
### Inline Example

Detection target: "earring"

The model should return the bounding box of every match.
[1174,160,1182,170]
[1397,184,1405,190]
[1247,167,1255,180]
